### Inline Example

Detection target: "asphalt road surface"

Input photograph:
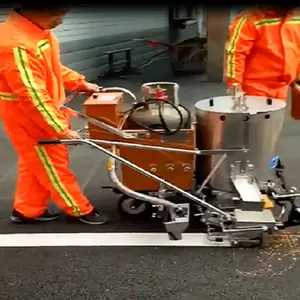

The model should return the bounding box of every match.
[1,76,300,300]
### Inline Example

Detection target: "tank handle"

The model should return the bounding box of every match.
[231,83,249,112]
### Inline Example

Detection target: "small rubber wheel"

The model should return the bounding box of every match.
[117,195,153,220]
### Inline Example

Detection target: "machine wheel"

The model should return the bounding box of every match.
[117,195,153,220]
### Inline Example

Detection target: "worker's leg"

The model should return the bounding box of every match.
[21,144,94,217]
[2,120,108,225]
[13,157,51,217]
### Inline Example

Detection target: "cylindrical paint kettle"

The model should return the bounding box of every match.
[194,94,286,192]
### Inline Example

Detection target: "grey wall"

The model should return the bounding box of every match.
[59,28,169,80]
[55,8,170,80]
[0,7,170,81]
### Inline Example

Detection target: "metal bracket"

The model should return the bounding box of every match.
[230,161,263,211]
[164,203,190,240]
[231,83,249,112]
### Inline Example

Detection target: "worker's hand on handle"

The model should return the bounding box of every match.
[82,81,102,94]
[62,129,82,140]
[38,130,82,147]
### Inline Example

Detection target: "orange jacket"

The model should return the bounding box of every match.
[225,7,300,99]
[0,9,87,139]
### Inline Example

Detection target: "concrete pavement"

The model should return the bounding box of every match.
[1,75,300,299]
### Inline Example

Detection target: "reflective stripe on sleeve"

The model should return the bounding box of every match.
[226,16,247,79]
[13,46,65,133]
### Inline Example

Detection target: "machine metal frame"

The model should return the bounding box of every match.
[39,87,300,247]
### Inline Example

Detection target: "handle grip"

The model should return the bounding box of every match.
[38,140,62,145]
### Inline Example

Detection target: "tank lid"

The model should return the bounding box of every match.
[194,95,286,114]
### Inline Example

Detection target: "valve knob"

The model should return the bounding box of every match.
[155,89,168,100]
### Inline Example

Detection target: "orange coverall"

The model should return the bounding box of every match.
[225,7,300,100]
[0,10,94,217]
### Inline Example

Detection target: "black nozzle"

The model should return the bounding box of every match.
[209,98,214,106]
[38,140,62,145]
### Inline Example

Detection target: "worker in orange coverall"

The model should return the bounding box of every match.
[225,5,300,101]
[0,4,109,225]
[225,5,300,228]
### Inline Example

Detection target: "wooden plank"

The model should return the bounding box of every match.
[206,8,230,82]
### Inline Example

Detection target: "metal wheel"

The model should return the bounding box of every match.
[117,195,152,220]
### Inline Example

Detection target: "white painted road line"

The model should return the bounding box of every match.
[0,232,231,247]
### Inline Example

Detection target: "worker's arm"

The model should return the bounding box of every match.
[60,64,87,91]
[49,34,87,91]
[225,12,257,87]
[51,34,98,92]
[3,46,69,137]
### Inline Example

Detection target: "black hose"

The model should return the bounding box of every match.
[126,98,187,136]
[178,104,192,128]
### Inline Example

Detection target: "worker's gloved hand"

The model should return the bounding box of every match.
[62,129,82,140]
[83,81,102,93]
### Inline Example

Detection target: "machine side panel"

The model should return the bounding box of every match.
[83,92,124,145]
[120,128,196,191]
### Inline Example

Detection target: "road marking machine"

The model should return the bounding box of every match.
[39,82,300,247]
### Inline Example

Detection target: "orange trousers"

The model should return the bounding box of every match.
[3,122,94,218]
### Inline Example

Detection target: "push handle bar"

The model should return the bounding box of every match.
[38,137,233,220]
[38,139,86,145]
[38,140,63,145]
[39,86,139,145]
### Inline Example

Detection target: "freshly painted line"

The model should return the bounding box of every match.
[0,232,231,247]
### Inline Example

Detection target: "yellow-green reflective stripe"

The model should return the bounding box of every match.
[13,46,65,133]
[286,17,300,24]
[226,16,247,78]
[37,40,49,48]
[0,92,17,101]
[36,146,81,216]
[36,40,50,58]
[255,18,281,28]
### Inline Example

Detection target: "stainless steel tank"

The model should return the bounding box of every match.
[194,95,286,191]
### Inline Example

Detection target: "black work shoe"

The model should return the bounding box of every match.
[77,209,109,225]
[10,209,60,223]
